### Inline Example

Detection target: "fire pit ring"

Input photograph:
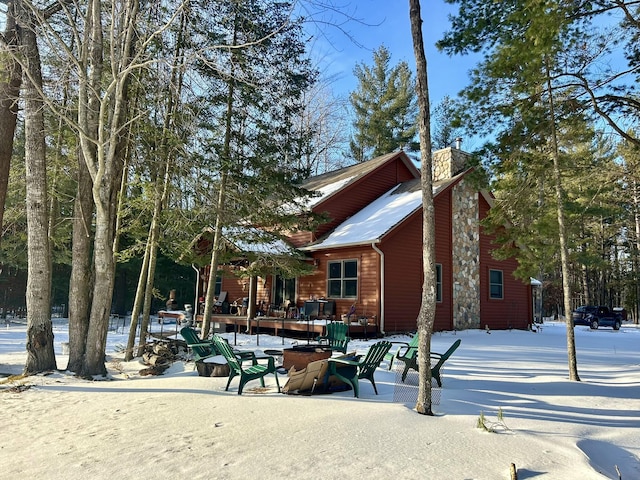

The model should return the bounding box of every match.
[282,345,332,371]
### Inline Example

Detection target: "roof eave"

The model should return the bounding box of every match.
[300,238,381,252]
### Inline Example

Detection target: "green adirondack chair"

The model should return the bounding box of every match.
[395,338,461,386]
[325,340,392,398]
[179,327,253,365]
[386,333,420,370]
[211,335,280,395]
[179,326,219,363]
[316,322,351,353]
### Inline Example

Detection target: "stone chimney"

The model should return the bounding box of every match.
[433,146,471,182]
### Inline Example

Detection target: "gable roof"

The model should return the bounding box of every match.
[300,171,468,251]
[190,226,299,260]
[299,151,420,210]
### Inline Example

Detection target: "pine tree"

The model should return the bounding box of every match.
[438,0,590,380]
[431,95,463,150]
[349,45,418,162]
[184,0,318,336]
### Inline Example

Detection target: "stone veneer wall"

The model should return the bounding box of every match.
[433,147,470,182]
[451,178,481,329]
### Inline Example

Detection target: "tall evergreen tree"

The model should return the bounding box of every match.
[184,0,318,337]
[439,0,640,147]
[349,45,418,162]
[438,0,595,380]
[431,95,464,150]
[18,0,56,374]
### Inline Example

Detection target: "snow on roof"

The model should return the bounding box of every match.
[295,151,418,212]
[304,175,355,209]
[223,226,296,256]
[301,178,454,251]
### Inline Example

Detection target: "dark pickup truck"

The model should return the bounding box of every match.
[572,306,623,330]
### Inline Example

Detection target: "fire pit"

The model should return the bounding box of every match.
[282,345,332,371]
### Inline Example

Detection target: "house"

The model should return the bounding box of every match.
[197,148,532,333]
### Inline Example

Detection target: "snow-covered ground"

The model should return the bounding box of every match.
[1,317,639,479]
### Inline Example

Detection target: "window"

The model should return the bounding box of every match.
[274,276,296,308]
[436,264,442,302]
[328,260,358,298]
[489,269,503,299]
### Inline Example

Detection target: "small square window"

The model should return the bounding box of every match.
[327,260,358,298]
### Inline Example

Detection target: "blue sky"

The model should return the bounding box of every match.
[302,0,484,149]
[303,1,481,105]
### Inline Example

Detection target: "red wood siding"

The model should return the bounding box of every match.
[434,191,454,331]
[380,191,453,333]
[314,157,418,238]
[380,210,422,333]
[297,247,380,320]
[287,230,315,249]
[479,197,532,329]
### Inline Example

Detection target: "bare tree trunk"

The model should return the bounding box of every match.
[201,170,228,339]
[0,2,22,242]
[409,0,437,415]
[19,2,56,374]
[125,234,151,360]
[246,274,257,331]
[136,160,172,357]
[66,152,94,372]
[130,8,186,356]
[79,0,136,376]
[138,243,158,353]
[545,60,580,381]
[634,178,640,324]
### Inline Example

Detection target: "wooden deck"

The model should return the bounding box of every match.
[157,311,379,339]
[191,314,379,339]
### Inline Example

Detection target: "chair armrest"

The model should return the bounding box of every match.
[234,351,257,364]
[430,352,443,360]
[396,345,417,358]
[188,341,213,348]
[328,357,359,367]
[266,356,276,369]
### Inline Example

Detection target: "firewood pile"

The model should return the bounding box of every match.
[139,341,179,376]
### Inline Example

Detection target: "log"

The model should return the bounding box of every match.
[196,361,230,377]
[152,343,173,357]
[142,352,170,367]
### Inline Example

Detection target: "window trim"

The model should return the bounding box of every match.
[436,263,442,303]
[489,269,504,300]
[327,259,358,299]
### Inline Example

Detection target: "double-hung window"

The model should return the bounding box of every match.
[328,260,358,298]
[489,269,504,299]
